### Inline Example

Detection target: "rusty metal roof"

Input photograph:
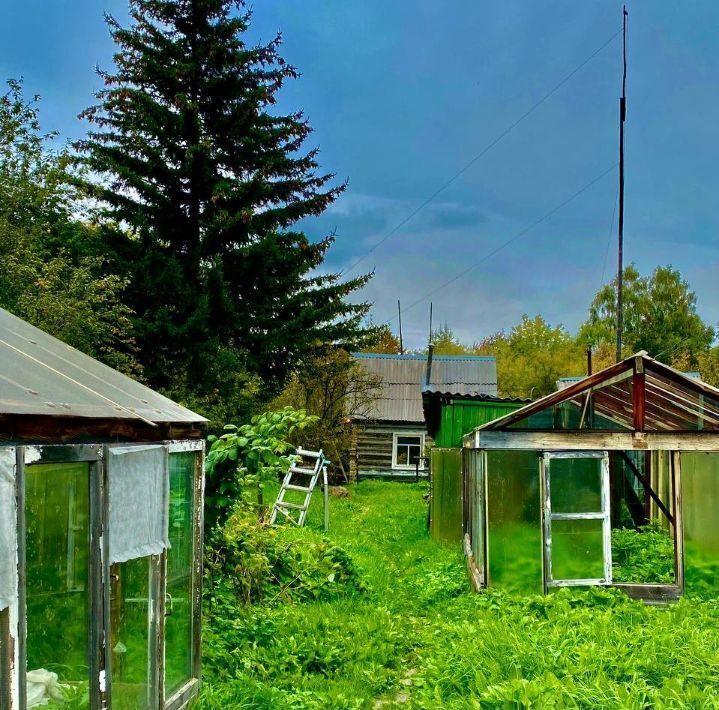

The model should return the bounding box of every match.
[0,307,206,424]
[352,353,497,423]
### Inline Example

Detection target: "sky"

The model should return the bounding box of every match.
[2,1,718,350]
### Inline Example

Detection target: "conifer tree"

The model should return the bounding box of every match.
[78,0,373,392]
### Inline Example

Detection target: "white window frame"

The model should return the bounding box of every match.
[392,432,425,471]
[541,451,612,590]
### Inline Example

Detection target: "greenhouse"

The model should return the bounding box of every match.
[462,352,719,601]
[0,308,206,709]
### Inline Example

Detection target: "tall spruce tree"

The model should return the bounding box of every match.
[77,0,373,393]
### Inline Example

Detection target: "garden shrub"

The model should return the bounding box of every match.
[206,510,365,606]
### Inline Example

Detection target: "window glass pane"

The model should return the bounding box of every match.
[165,452,196,698]
[682,452,719,597]
[26,462,90,705]
[549,457,602,514]
[111,557,152,709]
[551,518,605,581]
[507,371,634,432]
[396,448,408,465]
[408,446,421,465]
[397,436,421,446]
[486,451,543,594]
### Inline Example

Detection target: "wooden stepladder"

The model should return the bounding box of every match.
[270,447,330,530]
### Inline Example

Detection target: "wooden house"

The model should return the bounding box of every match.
[348,353,498,480]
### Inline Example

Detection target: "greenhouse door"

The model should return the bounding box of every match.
[541,452,611,591]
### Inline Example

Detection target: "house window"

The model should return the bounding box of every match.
[392,433,425,470]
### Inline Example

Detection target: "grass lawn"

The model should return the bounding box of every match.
[198,480,719,709]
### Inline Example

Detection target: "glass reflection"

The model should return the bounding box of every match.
[25,463,90,706]
[110,557,152,709]
[682,452,719,598]
[165,452,196,698]
[486,451,542,594]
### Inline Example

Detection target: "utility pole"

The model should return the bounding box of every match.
[397,299,404,354]
[616,5,628,363]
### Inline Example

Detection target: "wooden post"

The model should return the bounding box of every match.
[672,451,685,593]
[323,465,329,532]
[633,356,646,433]
[616,6,628,363]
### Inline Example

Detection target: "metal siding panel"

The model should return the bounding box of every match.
[353,354,499,423]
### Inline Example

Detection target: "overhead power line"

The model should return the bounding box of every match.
[388,162,619,322]
[342,26,623,278]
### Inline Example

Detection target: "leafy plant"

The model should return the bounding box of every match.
[205,407,317,527]
[611,523,676,584]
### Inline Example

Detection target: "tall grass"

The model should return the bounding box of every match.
[198,481,719,709]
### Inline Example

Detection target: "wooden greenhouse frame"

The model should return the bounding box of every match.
[462,352,719,602]
[0,308,207,709]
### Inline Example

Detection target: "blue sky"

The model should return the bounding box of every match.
[2,1,718,349]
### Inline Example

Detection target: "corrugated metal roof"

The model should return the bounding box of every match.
[0,307,206,424]
[352,352,497,422]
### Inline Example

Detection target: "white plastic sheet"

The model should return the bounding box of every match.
[108,445,168,565]
[0,448,17,611]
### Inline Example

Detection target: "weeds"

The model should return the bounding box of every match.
[199,481,719,709]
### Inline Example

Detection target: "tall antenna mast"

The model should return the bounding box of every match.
[616,5,628,362]
[428,302,433,348]
[397,299,404,354]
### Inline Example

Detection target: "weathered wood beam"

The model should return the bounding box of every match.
[619,451,673,524]
[473,430,719,451]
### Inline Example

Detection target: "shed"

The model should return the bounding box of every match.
[349,353,497,479]
[0,307,206,709]
[462,351,719,602]
[423,390,527,543]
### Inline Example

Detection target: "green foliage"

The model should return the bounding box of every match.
[611,523,676,584]
[269,349,381,475]
[205,407,317,527]
[359,323,402,354]
[0,79,141,375]
[476,315,586,398]
[200,481,719,709]
[77,0,374,395]
[580,264,716,366]
[206,513,364,607]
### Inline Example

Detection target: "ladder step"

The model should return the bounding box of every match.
[285,484,312,493]
[289,466,316,475]
[276,501,307,511]
[296,447,322,458]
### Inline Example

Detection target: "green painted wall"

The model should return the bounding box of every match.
[434,400,524,448]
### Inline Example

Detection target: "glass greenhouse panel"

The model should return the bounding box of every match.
[25,462,90,705]
[550,518,605,581]
[110,557,153,709]
[682,452,719,597]
[165,452,196,698]
[549,457,602,514]
[486,451,542,594]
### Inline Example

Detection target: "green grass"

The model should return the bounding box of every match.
[198,481,719,709]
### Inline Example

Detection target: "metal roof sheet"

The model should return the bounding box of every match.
[0,307,206,424]
[352,352,497,422]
